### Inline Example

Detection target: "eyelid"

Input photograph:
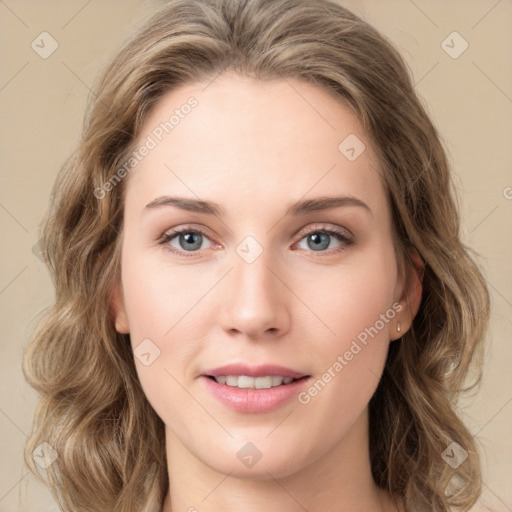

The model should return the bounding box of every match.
[294,223,354,241]
[159,223,216,242]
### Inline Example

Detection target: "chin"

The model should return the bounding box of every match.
[192,433,316,480]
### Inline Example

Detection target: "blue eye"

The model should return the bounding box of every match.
[159,225,353,257]
[296,229,352,252]
[161,229,212,252]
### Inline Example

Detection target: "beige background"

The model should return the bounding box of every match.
[0,1,510,511]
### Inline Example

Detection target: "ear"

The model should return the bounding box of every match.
[110,282,130,334]
[392,247,424,340]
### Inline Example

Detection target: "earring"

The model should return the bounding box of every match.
[397,323,401,333]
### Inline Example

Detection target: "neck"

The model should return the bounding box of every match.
[161,410,402,512]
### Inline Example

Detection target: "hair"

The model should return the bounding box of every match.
[23,0,491,511]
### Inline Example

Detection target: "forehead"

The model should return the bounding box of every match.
[124,72,386,218]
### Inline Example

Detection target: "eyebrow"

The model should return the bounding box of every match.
[144,195,372,216]
[145,196,222,215]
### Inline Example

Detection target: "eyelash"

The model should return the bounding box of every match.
[158,224,354,258]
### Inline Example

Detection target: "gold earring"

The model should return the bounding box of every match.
[397,323,401,333]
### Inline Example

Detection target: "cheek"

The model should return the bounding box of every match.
[121,249,207,339]
[301,248,397,346]
[120,252,211,417]
[296,249,397,410]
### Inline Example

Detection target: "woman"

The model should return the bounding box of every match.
[23,0,490,511]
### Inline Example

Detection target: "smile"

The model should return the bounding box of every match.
[210,375,297,388]
[202,371,310,413]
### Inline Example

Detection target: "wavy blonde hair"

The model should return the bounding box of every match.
[23,0,490,510]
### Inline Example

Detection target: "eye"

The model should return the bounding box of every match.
[295,226,353,253]
[158,224,353,257]
[160,227,214,254]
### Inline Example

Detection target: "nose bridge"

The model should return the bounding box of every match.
[220,241,289,338]
[234,250,274,300]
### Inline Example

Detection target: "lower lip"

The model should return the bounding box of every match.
[202,376,310,413]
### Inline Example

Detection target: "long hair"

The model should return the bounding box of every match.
[23,0,490,510]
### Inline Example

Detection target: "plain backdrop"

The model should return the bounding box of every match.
[0,1,511,511]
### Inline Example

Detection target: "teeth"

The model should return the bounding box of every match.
[214,375,296,388]
[226,375,238,386]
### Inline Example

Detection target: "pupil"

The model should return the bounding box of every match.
[309,233,329,251]
[180,232,202,250]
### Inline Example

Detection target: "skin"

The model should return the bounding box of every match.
[112,71,421,512]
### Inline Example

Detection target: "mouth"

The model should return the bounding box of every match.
[201,363,311,413]
[206,375,308,389]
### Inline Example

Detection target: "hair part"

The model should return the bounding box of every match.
[23,1,490,511]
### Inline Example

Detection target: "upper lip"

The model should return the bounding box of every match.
[203,364,308,379]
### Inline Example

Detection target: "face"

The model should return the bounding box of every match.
[113,72,415,478]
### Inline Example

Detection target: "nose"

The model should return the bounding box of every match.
[218,250,291,340]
